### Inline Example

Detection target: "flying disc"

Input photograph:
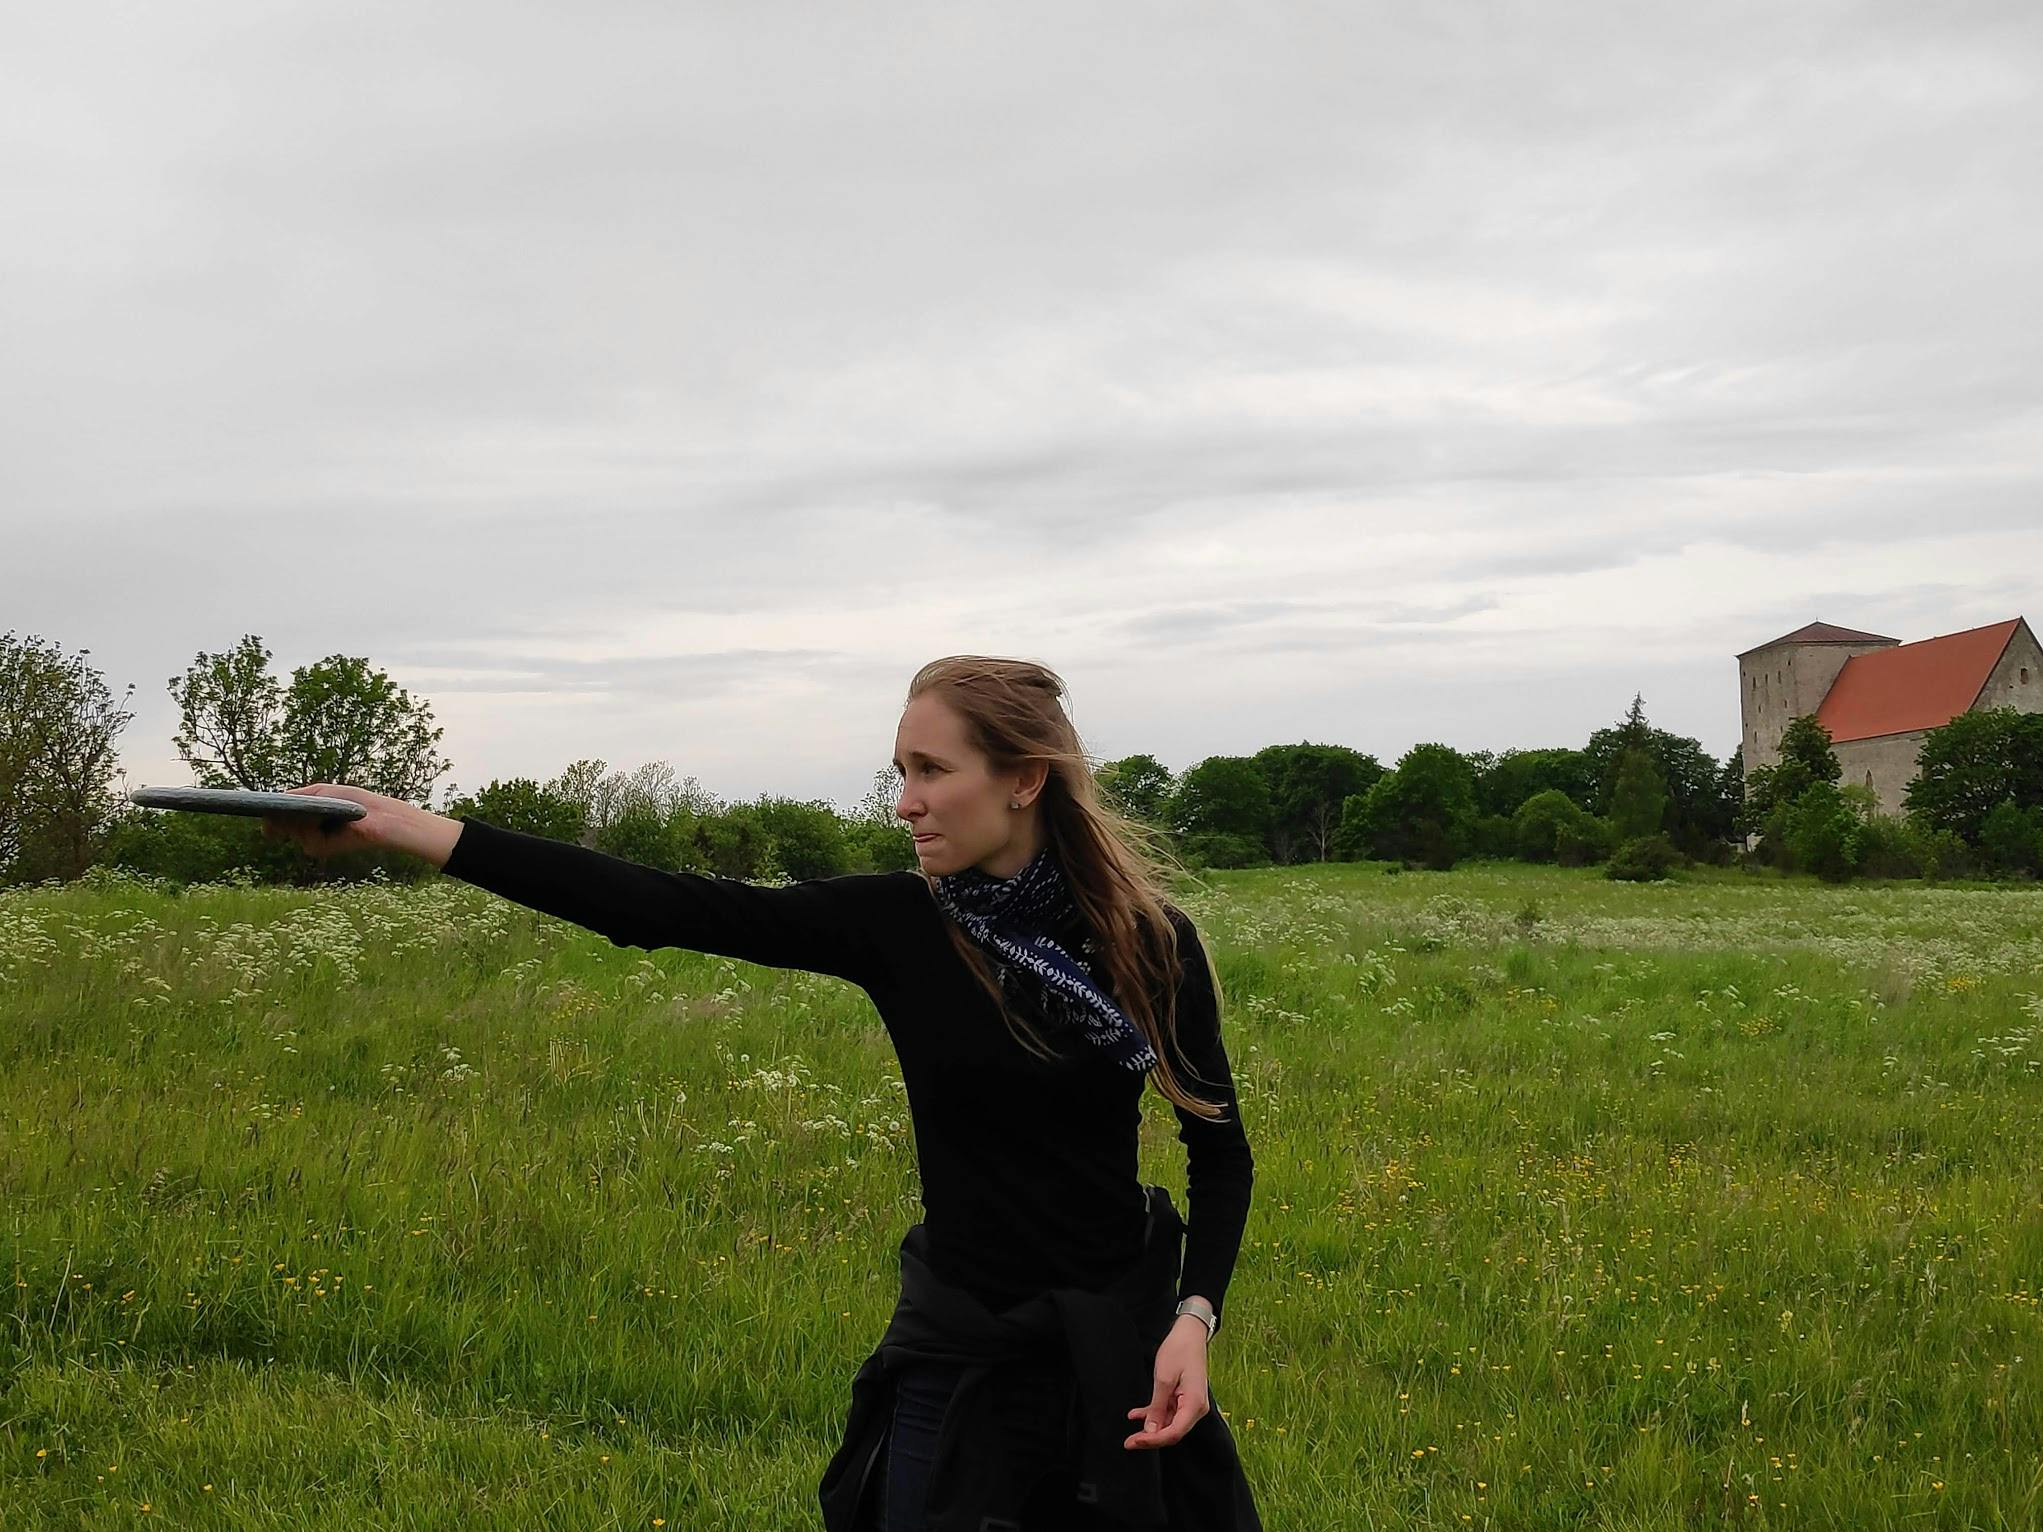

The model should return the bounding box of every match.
[128,786,368,825]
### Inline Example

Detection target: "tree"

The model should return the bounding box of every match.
[1717,748,1746,839]
[1978,799,2043,878]
[1608,748,1670,842]
[1170,757,1273,844]
[853,765,903,827]
[1251,742,1384,863]
[1,632,136,882]
[543,758,608,844]
[1475,747,1597,818]
[170,637,452,802]
[1354,743,1479,870]
[1742,715,1841,833]
[1512,788,1598,863]
[597,802,687,870]
[753,795,853,880]
[168,635,287,790]
[688,803,773,878]
[1097,754,1176,823]
[845,766,916,873]
[1583,695,1735,853]
[1905,708,2043,844]
[1783,782,1862,883]
[440,777,586,842]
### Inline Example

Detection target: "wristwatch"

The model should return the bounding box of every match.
[1174,1296,1218,1339]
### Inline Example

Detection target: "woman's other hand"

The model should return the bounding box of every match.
[1124,1319,1211,1449]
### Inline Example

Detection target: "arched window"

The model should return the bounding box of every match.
[2022,667,2031,685]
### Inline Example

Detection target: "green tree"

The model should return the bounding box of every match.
[1742,715,1841,834]
[1475,747,1597,817]
[844,766,915,873]
[171,636,452,802]
[103,810,303,887]
[1978,799,2043,877]
[596,801,688,870]
[1,632,136,883]
[753,796,853,880]
[1171,757,1273,846]
[1356,743,1479,870]
[1905,708,2043,844]
[1584,696,1735,852]
[168,635,287,791]
[1251,742,1384,863]
[1096,754,1176,823]
[440,777,586,843]
[1512,788,1596,863]
[1608,748,1670,842]
[689,803,773,879]
[543,758,609,843]
[1782,782,1863,883]
[1717,748,1746,840]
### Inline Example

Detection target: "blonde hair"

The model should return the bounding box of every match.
[904,655,1231,1121]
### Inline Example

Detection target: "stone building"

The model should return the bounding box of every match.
[1738,617,2043,818]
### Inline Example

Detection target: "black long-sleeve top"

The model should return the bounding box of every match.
[440,817,1255,1322]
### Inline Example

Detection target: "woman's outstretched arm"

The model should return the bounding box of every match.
[261,784,904,992]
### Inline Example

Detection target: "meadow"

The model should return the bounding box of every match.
[3,858,2041,1528]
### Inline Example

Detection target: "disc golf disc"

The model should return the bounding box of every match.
[128,786,368,828]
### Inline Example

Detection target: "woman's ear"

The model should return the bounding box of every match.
[1015,760,1050,804]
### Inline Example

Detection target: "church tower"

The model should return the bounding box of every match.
[1737,622,1898,774]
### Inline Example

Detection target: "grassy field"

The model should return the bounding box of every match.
[4,859,2041,1528]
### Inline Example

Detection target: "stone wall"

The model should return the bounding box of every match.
[1832,730,1928,819]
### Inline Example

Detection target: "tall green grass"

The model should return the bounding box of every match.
[3,862,2040,1527]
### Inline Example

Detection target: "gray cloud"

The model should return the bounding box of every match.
[5,1,2039,805]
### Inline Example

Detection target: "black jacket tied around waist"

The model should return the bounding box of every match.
[817,1183,1262,1531]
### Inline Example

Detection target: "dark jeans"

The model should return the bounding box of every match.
[876,1357,1078,1531]
[878,1358,966,1532]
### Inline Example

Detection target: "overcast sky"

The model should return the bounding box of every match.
[6,1,2039,811]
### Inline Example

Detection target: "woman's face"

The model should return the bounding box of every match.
[892,692,1042,876]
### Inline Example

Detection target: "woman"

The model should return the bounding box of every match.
[264,655,1261,1530]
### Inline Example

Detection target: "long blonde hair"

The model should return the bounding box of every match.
[904,655,1232,1121]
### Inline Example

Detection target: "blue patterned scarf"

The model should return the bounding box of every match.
[931,844,1158,1072]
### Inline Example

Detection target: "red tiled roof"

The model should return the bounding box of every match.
[1815,619,2023,743]
[1737,621,1898,658]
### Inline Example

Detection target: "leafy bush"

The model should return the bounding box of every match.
[752,796,853,880]
[596,803,689,870]
[1606,833,1681,881]
[688,804,773,879]
[1513,789,1592,862]
[102,804,428,888]
[1979,799,2043,878]
[1782,782,1862,883]
[1852,814,1924,879]
[1554,815,1616,868]
[843,818,918,873]
[440,777,586,843]
[1911,825,1979,881]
